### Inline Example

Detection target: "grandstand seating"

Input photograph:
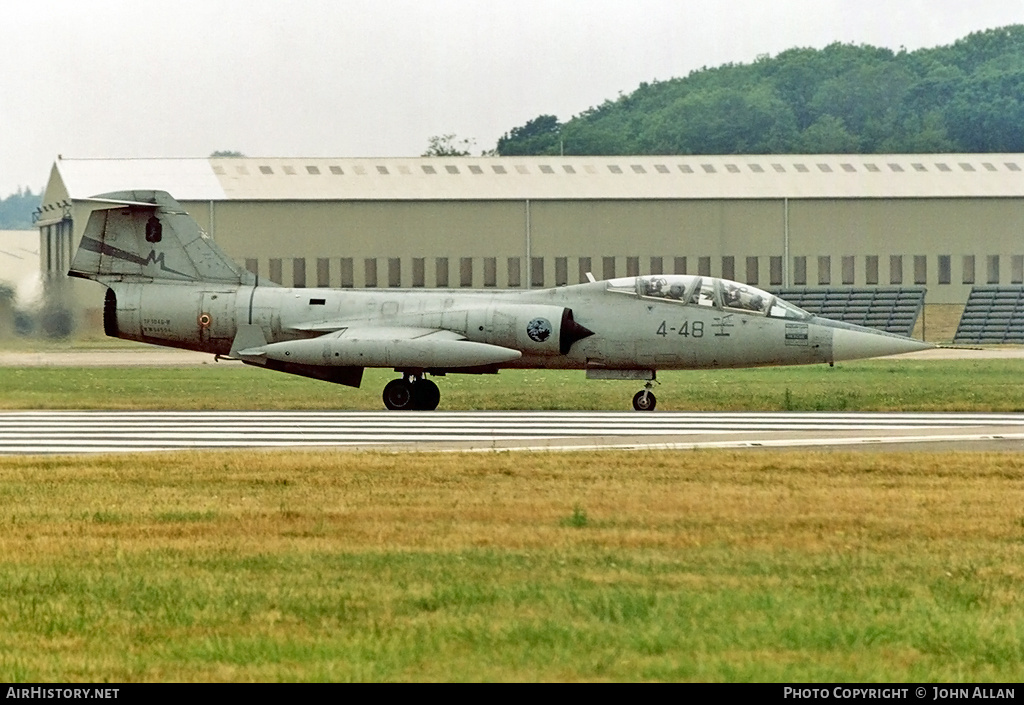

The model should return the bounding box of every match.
[953,286,1024,344]
[771,287,926,337]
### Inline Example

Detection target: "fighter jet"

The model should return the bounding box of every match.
[69,190,932,411]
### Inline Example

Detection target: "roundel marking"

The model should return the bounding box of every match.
[198,313,212,328]
[526,317,552,343]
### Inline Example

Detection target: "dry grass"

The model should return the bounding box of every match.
[913,304,965,343]
[0,449,1022,681]
[3,450,1019,553]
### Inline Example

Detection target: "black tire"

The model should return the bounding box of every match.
[383,379,414,410]
[412,378,441,411]
[632,390,657,411]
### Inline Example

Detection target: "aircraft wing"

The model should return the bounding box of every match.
[232,324,522,369]
[286,321,349,333]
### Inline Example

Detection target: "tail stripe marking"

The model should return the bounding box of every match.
[79,236,191,278]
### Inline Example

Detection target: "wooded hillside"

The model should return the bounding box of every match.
[0,189,40,230]
[497,26,1024,155]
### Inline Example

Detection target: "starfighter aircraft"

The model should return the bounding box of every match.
[69,191,932,410]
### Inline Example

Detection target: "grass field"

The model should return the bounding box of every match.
[2,358,1024,411]
[0,449,1021,682]
[2,358,1023,681]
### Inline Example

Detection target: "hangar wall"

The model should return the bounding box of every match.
[787,198,1024,298]
[207,199,529,289]
[188,196,1022,305]
[36,156,1024,340]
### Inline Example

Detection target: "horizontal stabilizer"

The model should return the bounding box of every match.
[77,197,162,209]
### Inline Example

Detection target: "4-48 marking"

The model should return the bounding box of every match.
[657,320,704,337]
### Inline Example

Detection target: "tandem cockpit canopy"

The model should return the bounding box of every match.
[607,275,811,320]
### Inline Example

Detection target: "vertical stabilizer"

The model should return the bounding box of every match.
[69,190,254,285]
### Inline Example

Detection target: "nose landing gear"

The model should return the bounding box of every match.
[632,381,657,411]
[382,374,441,411]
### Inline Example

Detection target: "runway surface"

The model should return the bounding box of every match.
[3,410,1024,455]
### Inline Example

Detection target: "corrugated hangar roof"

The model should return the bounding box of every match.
[50,154,1024,203]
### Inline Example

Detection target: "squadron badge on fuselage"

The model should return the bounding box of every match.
[527,317,552,342]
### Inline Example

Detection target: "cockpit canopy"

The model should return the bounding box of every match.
[607,275,811,320]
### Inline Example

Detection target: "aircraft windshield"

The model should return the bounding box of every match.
[607,275,811,320]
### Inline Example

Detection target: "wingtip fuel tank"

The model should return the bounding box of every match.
[238,328,523,370]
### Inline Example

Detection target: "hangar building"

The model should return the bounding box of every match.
[37,154,1024,332]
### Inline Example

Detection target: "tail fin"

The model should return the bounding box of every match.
[69,190,255,285]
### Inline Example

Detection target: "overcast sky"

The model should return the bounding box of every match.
[2,0,1022,197]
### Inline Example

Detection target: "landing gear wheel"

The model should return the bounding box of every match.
[632,389,657,411]
[412,378,441,411]
[383,379,414,410]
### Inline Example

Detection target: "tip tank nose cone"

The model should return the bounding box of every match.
[832,327,933,362]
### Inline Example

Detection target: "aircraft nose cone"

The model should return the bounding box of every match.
[830,326,933,362]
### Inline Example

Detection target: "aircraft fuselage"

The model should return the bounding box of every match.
[73,190,932,411]
[106,276,841,372]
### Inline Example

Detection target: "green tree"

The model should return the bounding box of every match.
[422,134,476,157]
[797,115,861,152]
[808,62,915,150]
[496,115,562,156]
[645,85,798,154]
[491,25,1024,156]
[0,188,42,229]
[944,68,1024,151]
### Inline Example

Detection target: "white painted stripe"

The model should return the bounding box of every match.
[1,411,1022,455]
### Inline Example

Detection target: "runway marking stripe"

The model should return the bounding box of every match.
[4,433,1024,455]
[4,424,1024,439]
[10,411,1008,416]
[2,418,1015,430]
[0,411,1022,455]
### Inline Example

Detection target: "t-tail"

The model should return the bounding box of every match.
[68,190,255,286]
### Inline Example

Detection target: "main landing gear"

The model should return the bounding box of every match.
[382,374,441,411]
[632,381,657,412]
